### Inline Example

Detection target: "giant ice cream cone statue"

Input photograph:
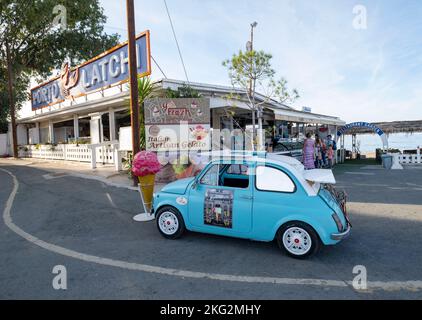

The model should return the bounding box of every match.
[132,151,161,212]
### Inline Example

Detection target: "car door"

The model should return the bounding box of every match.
[188,162,253,236]
[251,163,306,240]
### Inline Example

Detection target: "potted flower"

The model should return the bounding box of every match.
[132,151,161,212]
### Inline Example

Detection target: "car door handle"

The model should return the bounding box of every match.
[239,195,253,200]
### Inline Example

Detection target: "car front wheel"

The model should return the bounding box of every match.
[276,222,321,259]
[156,206,186,239]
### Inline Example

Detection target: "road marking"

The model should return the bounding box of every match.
[42,172,69,180]
[106,193,118,209]
[344,172,375,175]
[1,167,422,292]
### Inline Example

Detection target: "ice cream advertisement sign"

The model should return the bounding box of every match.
[144,98,210,125]
[31,31,151,110]
[146,123,210,151]
[144,98,211,151]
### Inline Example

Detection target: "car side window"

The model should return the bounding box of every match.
[256,165,295,193]
[226,164,249,176]
[200,164,220,186]
[199,164,250,188]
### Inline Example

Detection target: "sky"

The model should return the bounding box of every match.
[99,0,422,123]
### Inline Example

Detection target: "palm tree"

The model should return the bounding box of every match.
[138,77,158,150]
[127,77,157,150]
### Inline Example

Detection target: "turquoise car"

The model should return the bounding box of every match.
[152,153,351,259]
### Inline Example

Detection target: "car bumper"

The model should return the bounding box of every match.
[330,223,351,241]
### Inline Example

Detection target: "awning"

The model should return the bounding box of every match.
[270,108,345,126]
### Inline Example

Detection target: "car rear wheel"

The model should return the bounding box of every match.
[276,222,321,259]
[156,206,186,239]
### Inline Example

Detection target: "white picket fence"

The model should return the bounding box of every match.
[19,143,118,166]
[398,154,422,164]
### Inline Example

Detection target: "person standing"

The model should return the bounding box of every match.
[325,134,334,148]
[321,138,327,167]
[327,145,334,168]
[325,134,337,166]
[315,137,323,168]
[302,132,315,170]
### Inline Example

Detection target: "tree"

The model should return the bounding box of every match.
[0,65,27,134]
[222,50,299,150]
[136,77,160,150]
[165,84,202,99]
[0,0,119,156]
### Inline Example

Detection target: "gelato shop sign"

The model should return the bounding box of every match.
[31,31,151,110]
[144,98,211,151]
[146,124,210,151]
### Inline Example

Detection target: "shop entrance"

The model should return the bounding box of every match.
[337,122,389,160]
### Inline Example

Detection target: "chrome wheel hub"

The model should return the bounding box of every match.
[158,211,179,235]
[282,227,312,255]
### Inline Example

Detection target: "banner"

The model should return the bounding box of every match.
[144,98,211,151]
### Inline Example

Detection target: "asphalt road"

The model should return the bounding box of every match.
[0,164,422,299]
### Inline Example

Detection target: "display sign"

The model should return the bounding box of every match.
[31,31,151,111]
[204,189,233,229]
[144,98,210,125]
[337,122,385,136]
[337,122,389,149]
[119,126,133,151]
[144,98,211,151]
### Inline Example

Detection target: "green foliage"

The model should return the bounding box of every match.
[122,151,133,179]
[222,49,299,105]
[0,0,119,129]
[165,84,201,99]
[223,50,275,89]
[126,77,159,151]
[172,155,190,175]
[0,65,28,133]
[137,77,158,150]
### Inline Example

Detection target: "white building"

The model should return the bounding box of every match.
[8,77,346,166]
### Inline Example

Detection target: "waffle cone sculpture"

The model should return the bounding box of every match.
[132,151,161,212]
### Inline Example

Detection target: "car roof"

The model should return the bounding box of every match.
[200,151,320,196]
[201,150,303,169]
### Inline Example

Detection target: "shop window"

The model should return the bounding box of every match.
[40,128,49,144]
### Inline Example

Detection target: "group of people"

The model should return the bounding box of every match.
[302,133,336,170]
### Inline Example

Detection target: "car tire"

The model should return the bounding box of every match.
[156,206,186,240]
[276,222,321,259]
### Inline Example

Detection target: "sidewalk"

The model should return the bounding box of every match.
[0,157,167,191]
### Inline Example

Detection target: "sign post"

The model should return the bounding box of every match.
[126,0,141,186]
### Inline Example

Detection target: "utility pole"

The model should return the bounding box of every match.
[6,42,18,158]
[247,22,258,150]
[126,0,140,186]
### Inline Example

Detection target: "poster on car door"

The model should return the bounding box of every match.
[204,189,233,229]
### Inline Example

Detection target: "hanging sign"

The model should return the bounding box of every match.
[31,31,151,111]
[337,122,389,148]
[144,98,211,151]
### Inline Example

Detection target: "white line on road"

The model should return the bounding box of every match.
[106,193,118,209]
[344,172,375,175]
[1,167,422,292]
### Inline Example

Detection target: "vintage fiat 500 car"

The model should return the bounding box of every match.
[152,153,351,259]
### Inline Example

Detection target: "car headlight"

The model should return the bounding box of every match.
[332,213,343,232]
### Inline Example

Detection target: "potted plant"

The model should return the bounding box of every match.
[132,151,161,213]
